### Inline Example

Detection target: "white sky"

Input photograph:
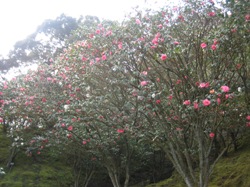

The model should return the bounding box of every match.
[0,0,168,57]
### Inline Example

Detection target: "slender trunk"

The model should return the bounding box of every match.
[123,162,130,187]
[108,168,121,187]
[84,170,95,187]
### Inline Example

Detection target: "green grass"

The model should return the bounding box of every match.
[0,126,73,187]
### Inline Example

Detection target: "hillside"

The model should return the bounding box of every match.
[146,132,250,187]
[0,127,250,187]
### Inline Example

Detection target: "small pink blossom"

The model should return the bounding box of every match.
[118,42,123,49]
[102,54,107,60]
[136,19,141,24]
[217,98,221,105]
[193,102,199,110]
[141,71,148,76]
[199,82,210,88]
[117,129,124,133]
[158,24,163,29]
[173,41,180,45]
[156,100,161,104]
[211,44,217,50]
[245,14,250,22]
[203,99,211,106]
[221,85,230,92]
[161,54,167,60]
[82,56,87,61]
[152,38,158,45]
[0,117,3,123]
[67,134,72,138]
[183,100,191,105]
[95,58,100,62]
[140,81,148,86]
[67,125,73,131]
[200,43,207,49]
[209,132,215,138]
[246,115,250,121]
[82,140,87,145]
[42,98,47,102]
[208,12,216,17]
[96,29,101,34]
[61,123,66,127]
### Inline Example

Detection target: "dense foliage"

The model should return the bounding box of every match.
[0,0,249,187]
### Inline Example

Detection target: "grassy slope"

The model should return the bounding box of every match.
[0,126,73,187]
[1,126,250,187]
[146,132,250,187]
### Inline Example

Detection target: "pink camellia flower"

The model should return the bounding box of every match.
[221,85,230,92]
[211,44,217,50]
[161,54,167,60]
[96,29,101,34]
[3,83,8,89]
[173,41,180,45]
[217,98,221,105]
[156,100,161,104]
[141,71,148,76]
[117,129,125,133]
[193,102,199,110]
[209,132,215,138]
[158,24,163,29]
[245,14,250,22]
[246,115,250,121]
[183,100,191,105]
[95,57,100,62]
[136,19,141,24]
[102,54,107,60]
[42,98,47,102]
[203,99,211,106]
[208,12,216,17]
[213,39,218,45]
[118,42,123,49]
[0,117,3,123]
[199,82,210,88]
[67,134,72,138]
[168,95,173,100]
[61,123,66,127]
[140,81,148,86]
[82,140,87,145]
[200,43,207,49]
[67,125,73,131]
[82,56,87,61]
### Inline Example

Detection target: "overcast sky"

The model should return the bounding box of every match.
[0,0,168,57]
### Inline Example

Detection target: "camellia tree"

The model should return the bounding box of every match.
[1,0,249,187]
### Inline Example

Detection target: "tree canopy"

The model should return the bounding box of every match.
[0,0,249,187]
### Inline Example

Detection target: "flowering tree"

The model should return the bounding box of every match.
[106,0,249,186]
[1,0,249,187]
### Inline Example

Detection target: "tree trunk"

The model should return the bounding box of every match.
[108,168,121,187]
